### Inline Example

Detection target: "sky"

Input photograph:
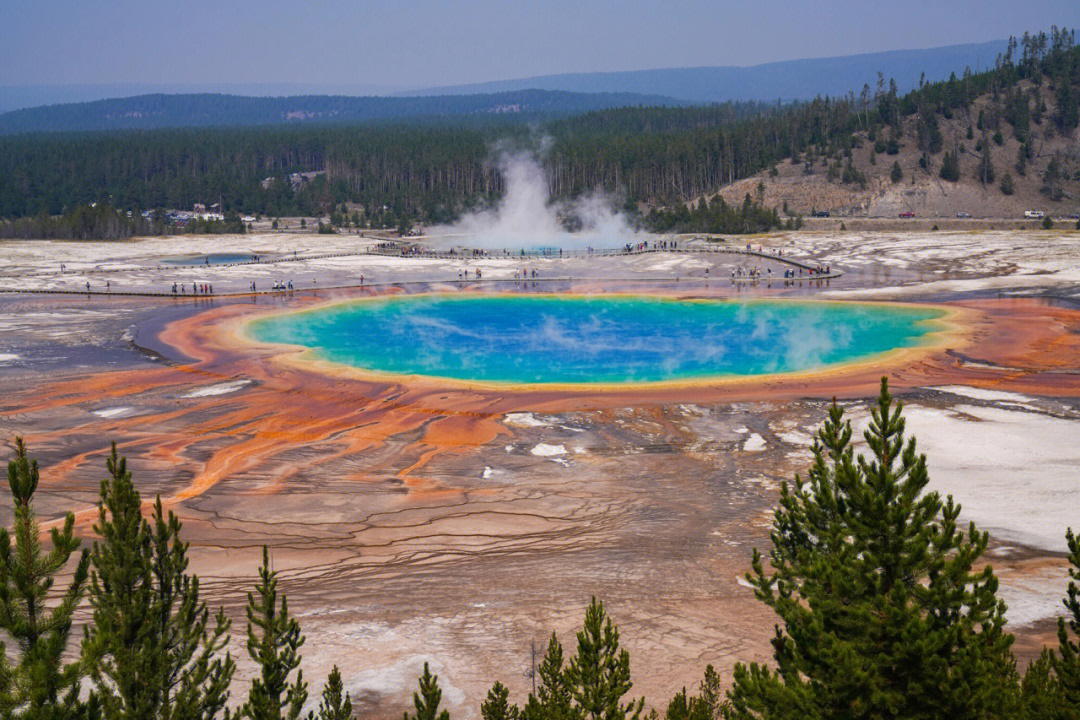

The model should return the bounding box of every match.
[2,0,1077,90]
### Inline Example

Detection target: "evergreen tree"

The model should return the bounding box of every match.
[890,161,903,183]
[1056,73,1079,129]
[696,666,723,720]
[147,496,234,720]
[1001,172,1016,196]
[977,143,996,185]
[1021,650,1066,719]
[83,443,156,719]
[83,444,235,720]
[0,438,91,718]
[404,663,450,720]
[663,689,709,720]
[565,598,643,720]
[725,379,1020,720]
[314,666,353,720]
[522,634,575,720]
[1042,155,1064,200]
[240,546,307,720]
[482,681,519,720]
[1052,528,1080,715]
[939,151,960,181]
[663,665,725,720]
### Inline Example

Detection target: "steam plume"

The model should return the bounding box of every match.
[429,143,637,250]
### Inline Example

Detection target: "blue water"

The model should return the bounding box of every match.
[162,253,256,266]
[248,295,944,384]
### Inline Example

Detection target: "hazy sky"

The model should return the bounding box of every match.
[3,0,1077,89]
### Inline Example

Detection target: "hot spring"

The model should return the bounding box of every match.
[247,295,947,385]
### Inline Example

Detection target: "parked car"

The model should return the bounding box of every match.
[812,211,830,217]
[899,211,916,218]
[1024,210,1045,219]
[956,211,972,218]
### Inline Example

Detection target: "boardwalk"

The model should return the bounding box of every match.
[0,243,840,298]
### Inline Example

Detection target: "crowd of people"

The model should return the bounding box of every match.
[171,282,214,295]
[623,238,677,252]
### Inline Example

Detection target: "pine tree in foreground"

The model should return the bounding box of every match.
[522,634,574,720]
[664,666,724,720]
[147,496,234,720]
[0,438,91,718]
[82,443,157,719]
[83,442,235,720]
[404,662,450,720]
[565,598,643,720]
[1021,649,1065,719]
[695,666,723,720]
[663,688,709,720]
[240,546,307,720]
[481,681,519,720]
[725,378,1020,720]
[313,665,353,720]
[1051,527,1080,715]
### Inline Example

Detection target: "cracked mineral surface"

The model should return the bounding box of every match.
[1,231,1079,717]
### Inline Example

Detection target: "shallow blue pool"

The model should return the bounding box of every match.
[161,253,257,266]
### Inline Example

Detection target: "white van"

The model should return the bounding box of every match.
[1024,210,1045,219]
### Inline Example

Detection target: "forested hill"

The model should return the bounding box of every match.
[0,89,680,135]
[1,28,1077,234]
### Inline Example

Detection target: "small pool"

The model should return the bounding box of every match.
[247,295,947,385]
[161,253,259,266]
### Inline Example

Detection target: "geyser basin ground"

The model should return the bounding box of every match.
[246,294,948,385]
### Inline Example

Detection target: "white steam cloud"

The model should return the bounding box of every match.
[429,143,637,250]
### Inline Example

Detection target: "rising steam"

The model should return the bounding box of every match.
[429,142,637,250]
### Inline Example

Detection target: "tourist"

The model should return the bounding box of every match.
[172,282,177,294]
[86,281,90,293]
[209,284,213,294]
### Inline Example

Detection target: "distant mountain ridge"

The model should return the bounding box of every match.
[0,39,1011,135]
[402,40,1009,102]
[0,89,681,135]
[0,83,416,114]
